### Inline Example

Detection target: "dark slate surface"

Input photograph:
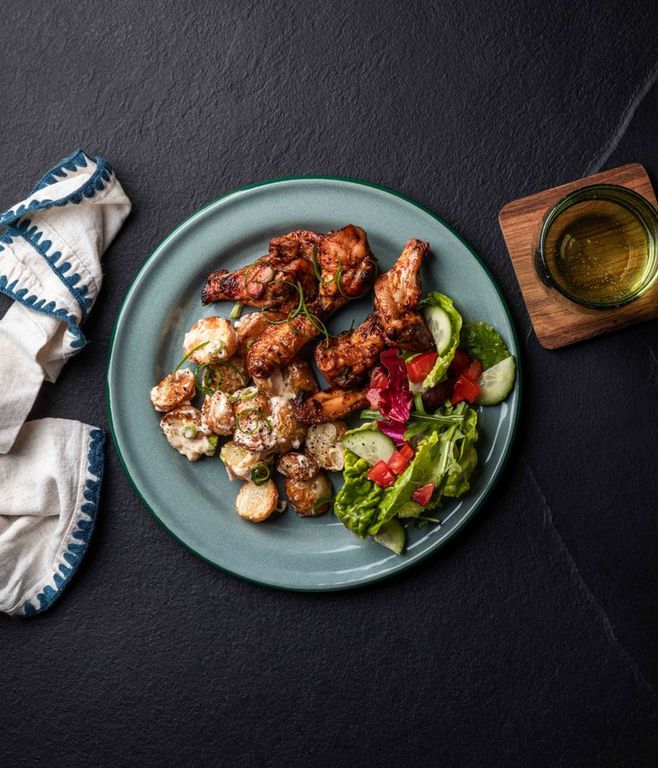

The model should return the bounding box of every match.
[1,1,657,765]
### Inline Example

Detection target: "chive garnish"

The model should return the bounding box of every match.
[312,496,334,512]
[173,341,209,373]
[252,462,271,485]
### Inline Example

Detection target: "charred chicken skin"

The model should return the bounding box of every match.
[268,229,324,261]
[313,313,386,388]
[292,387,370,425]
[374,238,434,352]
[246,225,377,379]
[316,224,376,313]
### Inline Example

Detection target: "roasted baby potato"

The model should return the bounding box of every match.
[220,441,268,481]
[232,389,276,452]
[276,451,319,481]
[254,357,318,398]
[199,358,248,394]
[285,472,333,517]
[270,400,307,452]
[304,421,347,471]
[160,405,216,461]
[150,369,196,412]
[183,317,238,364]
[236,479,279,522]
[202,391,235,436]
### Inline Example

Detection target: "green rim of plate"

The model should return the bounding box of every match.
[106,175,522,591]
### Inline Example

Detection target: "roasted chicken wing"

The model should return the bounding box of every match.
[202,252,317,311]
[317,224,377,313]
[374,238,434,352]
[313,313,386,388]
[292,387,369,425]
[246,315,318,379]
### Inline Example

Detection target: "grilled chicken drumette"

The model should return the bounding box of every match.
[292,386,370,425]
[313,312,386,388]
[374,238,434,352]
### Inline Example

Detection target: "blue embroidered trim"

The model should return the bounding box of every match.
[8,219,93,320]
[0,153,113,227]
[0,231,86,348]
[31,148,89,193]
[22,428,105,617]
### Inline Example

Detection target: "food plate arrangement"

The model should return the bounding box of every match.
[107,177,520,590]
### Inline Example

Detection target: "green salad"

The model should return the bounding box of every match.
[332,296,516,555]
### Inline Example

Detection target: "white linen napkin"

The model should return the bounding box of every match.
[0,150,130,615]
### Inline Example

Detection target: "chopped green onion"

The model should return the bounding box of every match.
[196,364,218,395]
[230,302,244,319]
[173,341,209,373]
[182,423,198,439]
[229,386,259,404]
[208,435,219,448]
[252,462,271,485]
[312,496,334,513]
[276,280,334,341]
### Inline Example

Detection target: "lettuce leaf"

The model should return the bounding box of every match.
[333,450,384,538]
[419,292,463,391]
[437,403,478,498]
[460,321,510,370]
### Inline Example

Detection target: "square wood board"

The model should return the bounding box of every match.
[499,163,658,349]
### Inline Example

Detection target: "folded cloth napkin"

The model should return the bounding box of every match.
[0,150,130,615]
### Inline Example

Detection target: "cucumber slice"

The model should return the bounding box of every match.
[373,518,406,555]
[342,426,395,466]
[397,501,423,518]
[424,305,452,354]
[477,355,516,405]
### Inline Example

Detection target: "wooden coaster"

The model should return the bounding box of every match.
[499,163,658,349]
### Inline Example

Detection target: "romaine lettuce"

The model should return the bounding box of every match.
[419,292,462,391]
[333,451,384,538]
[460,321,510,370]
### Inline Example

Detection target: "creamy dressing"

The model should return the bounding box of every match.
[203,392,235,435]
[161,407,216,461]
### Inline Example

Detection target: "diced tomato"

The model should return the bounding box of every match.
[465,360,483,382]
[406,351,438,384]
[367,460,396,488]
[398,442,414,461]
[450,373,481,404]
[366,387,383,409]
[370,366,388,390]
[412,482,435,506]
[386,450,411,476]
[448,350,470,375]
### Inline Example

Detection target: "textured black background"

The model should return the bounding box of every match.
[1,2,658,766]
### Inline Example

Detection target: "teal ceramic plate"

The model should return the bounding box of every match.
[107,177,520,590]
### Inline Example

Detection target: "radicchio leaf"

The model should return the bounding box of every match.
[377,419,407,444]
[378,349,412,423]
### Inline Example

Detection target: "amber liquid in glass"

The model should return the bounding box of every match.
[542,198,654,306]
